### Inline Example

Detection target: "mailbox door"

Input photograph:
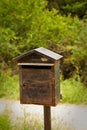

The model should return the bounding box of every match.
[20,65,54,106]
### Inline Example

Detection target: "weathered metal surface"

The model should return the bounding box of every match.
[35,47,63,60]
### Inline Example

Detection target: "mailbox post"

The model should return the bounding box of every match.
[13,47,63,130]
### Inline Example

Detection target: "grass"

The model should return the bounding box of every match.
[0,113,11,130]
[0,70,87,104]
[0,110,76,130]
[0,112,43,130]
[0,71,87,130]
[61,75,87,104]
[0,70,19,100]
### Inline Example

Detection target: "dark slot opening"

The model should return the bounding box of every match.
[22,65,51,69]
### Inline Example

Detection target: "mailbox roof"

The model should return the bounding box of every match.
[13,47,63,62]
[35,47,62,60]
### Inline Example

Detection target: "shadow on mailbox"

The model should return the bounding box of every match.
[13,47,63,106]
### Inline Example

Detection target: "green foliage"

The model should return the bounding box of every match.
[61,75,87,104]
[0,0,48,50]
[0,113,11,130]
[47,0,87,18]
[0,70,87,105]
[0,70,19,99]
[0,0,87,86]
[63,1,87,17]
[0,27,19,62]
[0,112,43,130]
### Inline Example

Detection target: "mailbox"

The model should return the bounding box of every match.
[13,47,63,106]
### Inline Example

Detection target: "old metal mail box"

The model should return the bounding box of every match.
[13,47,63,106]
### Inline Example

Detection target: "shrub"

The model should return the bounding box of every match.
[61,75,87,104]
[0,70,19,99]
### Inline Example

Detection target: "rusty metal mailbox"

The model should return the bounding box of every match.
[13,47,63,106]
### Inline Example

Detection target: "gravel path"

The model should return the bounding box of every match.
[0,99,87,130]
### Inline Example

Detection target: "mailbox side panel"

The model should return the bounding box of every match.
[54,61,60,106]
[19,66,23,103]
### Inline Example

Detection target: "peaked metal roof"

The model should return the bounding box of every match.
[35,47,63,60]
[13,47,63,62]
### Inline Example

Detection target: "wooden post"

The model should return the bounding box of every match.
[44,106,51,130]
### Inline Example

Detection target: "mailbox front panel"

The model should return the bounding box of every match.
[20,66,54,106]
